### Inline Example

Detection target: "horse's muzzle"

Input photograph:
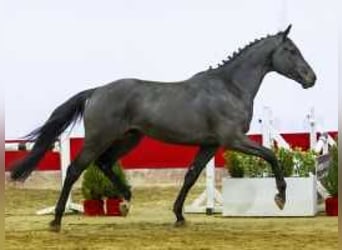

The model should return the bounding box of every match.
[302,72,316,89]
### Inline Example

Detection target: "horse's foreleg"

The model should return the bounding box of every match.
[229,136,286,209]
[173,145,217,226]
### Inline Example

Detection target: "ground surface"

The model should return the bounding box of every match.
[5,186,338,250]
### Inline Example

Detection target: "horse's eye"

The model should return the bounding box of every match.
[284,47,296,55]
[289,50,296,55]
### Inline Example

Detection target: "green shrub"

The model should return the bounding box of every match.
[292,148,316,177]
[224,147,317,178]
[81,161,127,200]
[322,141,338,196]
[243,154,269,177]
[224,151,244,177]
[224,151,269,178]
[276,147,294,177]
[81,164,106,200]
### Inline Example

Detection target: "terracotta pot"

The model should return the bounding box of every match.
[83,199,105,216]
[105,198,123,216]
[325,196,338,216]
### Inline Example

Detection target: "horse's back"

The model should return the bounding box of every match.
[83,77,188,126]
[82,76,250,145]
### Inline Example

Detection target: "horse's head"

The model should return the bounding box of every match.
[271,25,316,89]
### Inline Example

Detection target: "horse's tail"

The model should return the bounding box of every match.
[10,88,96,181]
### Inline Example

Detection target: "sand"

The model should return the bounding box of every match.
[5,186,338,250]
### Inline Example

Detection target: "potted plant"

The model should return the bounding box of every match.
[322,141,338,216]
[222,147,317,216]
[103,162,130,216]
[81,164,106,216]
[82,161,130,216]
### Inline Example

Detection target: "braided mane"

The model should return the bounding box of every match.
[208,31,283,70]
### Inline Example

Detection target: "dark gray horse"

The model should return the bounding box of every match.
[10,25,316,231]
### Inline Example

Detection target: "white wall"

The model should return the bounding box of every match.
[2,0,338,139]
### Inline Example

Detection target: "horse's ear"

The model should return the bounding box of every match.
[282,24,292,41]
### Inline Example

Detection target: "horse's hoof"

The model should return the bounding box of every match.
[174,220,186,227]
[119,200,130,217]
[49,220,61,233]
[274,193,286,210]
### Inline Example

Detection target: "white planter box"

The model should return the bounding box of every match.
[222,175,317,216]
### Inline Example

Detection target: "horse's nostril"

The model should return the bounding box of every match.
[300,68,309,77]
[306,73,316,86]
[309,71,316,81]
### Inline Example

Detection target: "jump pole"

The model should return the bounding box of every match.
[259,106,290,149]
[307,107,336,153]
[307,107,336,204]
[36,133,83,215]
[5,139,82,214]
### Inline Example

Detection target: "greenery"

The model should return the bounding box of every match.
[292,148,316,177]
[81,161,128,200]
[224,147,317,178]
[322,141,338,196]
[276,147,294,177]
[224,150,269,178]
[226,151,244,177]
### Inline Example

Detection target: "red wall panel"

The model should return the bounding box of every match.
[5,132,338,171]
[5,151,61,171]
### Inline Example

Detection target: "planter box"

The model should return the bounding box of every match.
[83,199,105,216]
[325,197,338,216]
[105,198,124,216]
[83,199,128,216]
[222,175,317,216]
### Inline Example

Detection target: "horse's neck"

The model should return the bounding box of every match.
[232,61,271,99]
[221,47,274,101]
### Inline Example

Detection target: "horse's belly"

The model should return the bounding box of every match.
[145,130,217,145]
[133,120,217,145]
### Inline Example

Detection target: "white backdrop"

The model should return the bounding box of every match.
[2,0,338,139]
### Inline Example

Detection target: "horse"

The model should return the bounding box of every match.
[10,25,316,232]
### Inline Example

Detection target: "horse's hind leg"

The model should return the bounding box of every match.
[173,145,217,226]
[229,135,286,209]
[49,138,115,232]
[95,131,143,203]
